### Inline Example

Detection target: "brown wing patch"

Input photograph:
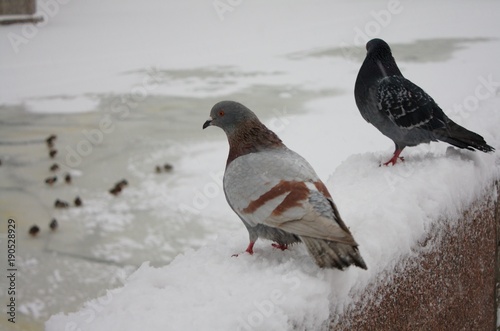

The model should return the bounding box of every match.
[242,180,309,216]
[313,181,332,198]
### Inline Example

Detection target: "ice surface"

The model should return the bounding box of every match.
[0,0,499,330]
[24,96,99,114]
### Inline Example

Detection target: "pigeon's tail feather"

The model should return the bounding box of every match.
[301,236,367,270]
[434,121,495,153]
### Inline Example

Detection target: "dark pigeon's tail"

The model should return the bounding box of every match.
[433,120,495,153]
[301,236,367,270]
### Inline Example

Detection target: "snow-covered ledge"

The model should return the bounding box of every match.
[331,180,499,330]
[46,146,499,330]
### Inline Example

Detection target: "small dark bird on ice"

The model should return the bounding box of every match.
[54,199,69,208]
[155,164,173,173]
[49,219,58,231]
[116,179,128,188]
[354,38,494,165]
[45,176,57,186]
[64,173,72,184]
[50,163,60,172]
[109,186,122,196]
[29,225,40,236]
[74,196,82,207]
[109,179,128,195]
[203,101,367,270]
[49,149,58,159]
[46,134,57,148]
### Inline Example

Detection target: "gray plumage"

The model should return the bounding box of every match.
[354,38,494,165]
[203,100,367,270]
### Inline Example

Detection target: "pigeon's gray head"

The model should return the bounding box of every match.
[203,101,258,134]
[366,38,392,56]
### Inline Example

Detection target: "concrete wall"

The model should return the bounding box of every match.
[331,183,499,330]
[0,0,36,15]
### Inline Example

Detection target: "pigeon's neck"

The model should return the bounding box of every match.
[226,119,284,166]
[366,53,402,79]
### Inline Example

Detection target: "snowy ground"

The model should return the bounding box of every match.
[0,0,499,330]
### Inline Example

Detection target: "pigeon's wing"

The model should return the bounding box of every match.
[265,188,357,245]
[377,76,445,130]
[223,148,357,244]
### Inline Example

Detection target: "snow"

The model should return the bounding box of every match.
[1,0,499,330]
[46,107,500,330]
[44,145,500,330]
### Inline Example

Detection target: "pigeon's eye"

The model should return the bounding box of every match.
[218,110,225,117]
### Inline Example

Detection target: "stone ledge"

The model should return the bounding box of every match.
[0,14,43,25]
[331,183,499,330]
[0,0,36,15]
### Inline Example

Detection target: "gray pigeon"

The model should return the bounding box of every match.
[355,38,494,165]
[203,101,367,270]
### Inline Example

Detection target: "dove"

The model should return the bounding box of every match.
[203,100,367,270]
[354,38,494,165]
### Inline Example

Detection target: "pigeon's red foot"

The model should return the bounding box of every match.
[245,242,255,254]
[382,149,404,166]
[232,241,255,257]
[382,156,404,166]
[271,243,288,251]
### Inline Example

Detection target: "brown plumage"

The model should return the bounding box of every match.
[54,199,69,208]
[74,196,82,207]
[45,176,57,185]
[109,186,122,196]
[29,225,40,236]
[116,179,128,189]
[46,134,57,148]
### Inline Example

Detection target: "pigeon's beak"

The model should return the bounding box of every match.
[202,117,212,130]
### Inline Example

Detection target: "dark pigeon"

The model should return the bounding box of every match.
[354,38,494,165]
[203,100,367,270]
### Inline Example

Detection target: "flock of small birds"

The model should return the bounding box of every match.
[155,163,174,174]
[30,134,71,236]
[29,134,174,237]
